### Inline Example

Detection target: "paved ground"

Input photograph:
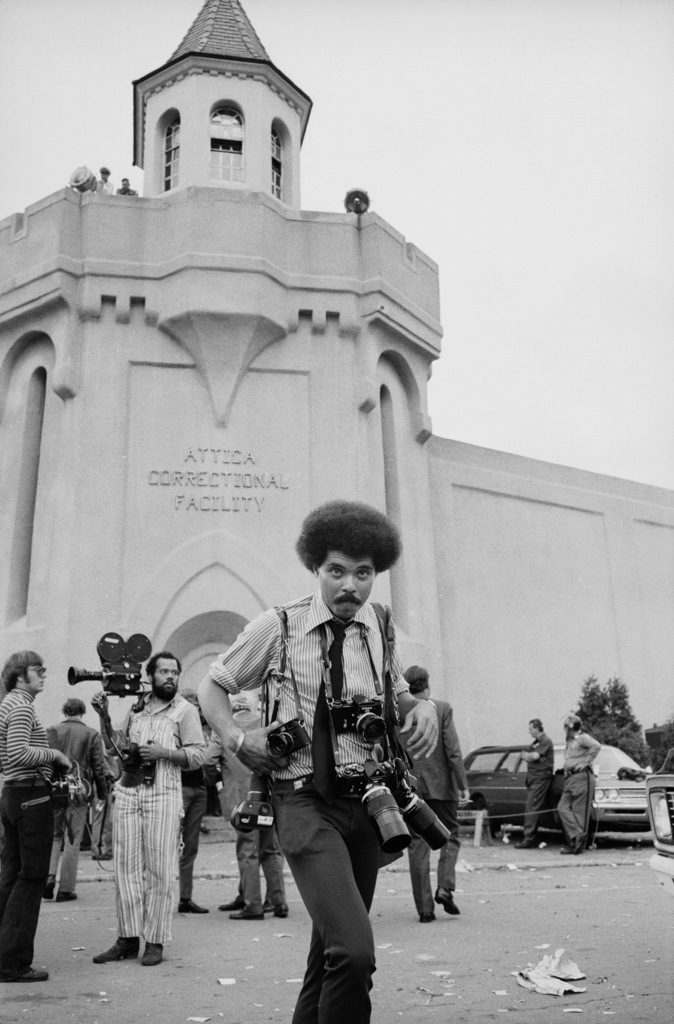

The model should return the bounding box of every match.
[1,823,669,1024]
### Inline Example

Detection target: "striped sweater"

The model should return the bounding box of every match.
[0,688,56,782]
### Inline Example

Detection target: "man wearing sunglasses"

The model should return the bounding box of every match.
[0,652,71,983]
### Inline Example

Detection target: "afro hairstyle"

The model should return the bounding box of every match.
[295,500,401,573]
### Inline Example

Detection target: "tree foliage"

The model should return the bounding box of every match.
[575,676,651,766]
[649,716,674,771]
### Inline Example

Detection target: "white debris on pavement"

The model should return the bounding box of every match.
[513,947,587,997]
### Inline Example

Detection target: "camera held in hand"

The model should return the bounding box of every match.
[266,718,310,758]
[121,742,156,787]
[328,694,386,742]
[230,774,275,833]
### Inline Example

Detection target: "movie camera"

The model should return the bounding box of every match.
[230,773,275,833]
[68,632,152,696]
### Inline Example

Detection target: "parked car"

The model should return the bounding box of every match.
[645,757,674,896]
[464,743,651,836]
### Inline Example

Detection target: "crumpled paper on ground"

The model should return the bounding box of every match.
[513,948,587,996]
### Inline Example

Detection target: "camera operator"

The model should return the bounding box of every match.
[92,651,206,967]
[0,651,71,983]
[199,501,438,1024]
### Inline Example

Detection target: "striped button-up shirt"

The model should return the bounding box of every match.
[209,592,408,780]
[0,688,56,782]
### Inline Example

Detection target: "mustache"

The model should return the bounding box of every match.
[335,595,361,605]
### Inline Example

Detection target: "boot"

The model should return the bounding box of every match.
[92,936,139,963]
[141,942,163,966]
[43,875,55,900]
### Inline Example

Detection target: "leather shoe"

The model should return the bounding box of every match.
[218,895,244,912]
[419,912,436,923]
[272,903,289,918]
[262,897,273,913]
[559,845,575,854]
[0,967,49,982]
[141,942,163,967]
[43,879,55,900]
[229,909,264,920]
[92,937,139,963]
[434,888,460,915]
[178,899,209,914]
[56,891,77,902]
[514,839,536,849]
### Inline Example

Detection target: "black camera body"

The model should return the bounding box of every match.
[121,742,156,787]
[230,774,275,833]
[328,694,386,742]
[68,632,152,697]
[50,769,89,809]
[266,718,310,758]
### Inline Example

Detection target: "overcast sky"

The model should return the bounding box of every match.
[1,0,672,489]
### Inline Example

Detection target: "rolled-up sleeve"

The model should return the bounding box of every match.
[209,609,281,693]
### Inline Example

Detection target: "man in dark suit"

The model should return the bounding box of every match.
[45,698,107,901]
[403,666,469,921]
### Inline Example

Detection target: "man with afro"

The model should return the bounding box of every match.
[200,500,438,1024]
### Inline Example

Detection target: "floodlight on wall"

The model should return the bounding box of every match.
[68,166,97,192]
[344,188,370,215]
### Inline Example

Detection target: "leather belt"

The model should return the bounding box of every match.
[273,774,314,793]
[564,766,589,777]
[3,778,49,788]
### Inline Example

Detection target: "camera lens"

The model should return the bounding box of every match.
[399,794,451,850]
[362,784,411,852]
[267,730,292,757]
[356,712,387,742]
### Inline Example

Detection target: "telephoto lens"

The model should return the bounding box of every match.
[398,793,451,849]
[362,784,412,852]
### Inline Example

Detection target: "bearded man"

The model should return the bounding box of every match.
[92,651,205,967]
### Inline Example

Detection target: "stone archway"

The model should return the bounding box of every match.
[164,609,248,694]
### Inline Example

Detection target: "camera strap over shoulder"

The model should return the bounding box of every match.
[265,607,304,727]
[370,602,410,766]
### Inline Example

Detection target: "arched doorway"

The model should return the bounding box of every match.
[164,609,248,694]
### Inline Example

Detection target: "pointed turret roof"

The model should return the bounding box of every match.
[170,0,270,63]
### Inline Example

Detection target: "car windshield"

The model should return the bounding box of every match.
[594,746,641,773]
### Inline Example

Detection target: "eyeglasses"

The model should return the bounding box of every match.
[29,665,47,677]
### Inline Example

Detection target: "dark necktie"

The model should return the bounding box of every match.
[312,620,347,801]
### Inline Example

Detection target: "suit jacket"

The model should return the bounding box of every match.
[47,718,107,799]
[405,698,467,801]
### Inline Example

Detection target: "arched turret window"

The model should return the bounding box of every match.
[210,106,244,182]
[164,117,180,191]
[271,128,282,199]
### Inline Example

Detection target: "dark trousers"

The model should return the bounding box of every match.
[557,770,595,848]
[272,784,380,1024]
[0,784,53,979]
[408,798,459,916]
[523,774,553,841]
[236,825,286,914]
[179,785,208,900]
